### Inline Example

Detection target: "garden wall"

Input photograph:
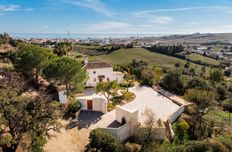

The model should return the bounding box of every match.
[168,105,185,123]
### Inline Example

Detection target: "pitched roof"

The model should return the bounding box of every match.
[84,62,112,69]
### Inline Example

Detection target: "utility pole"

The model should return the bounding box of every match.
[67,30,70,42]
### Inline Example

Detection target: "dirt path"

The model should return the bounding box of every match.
[44,121,90,152]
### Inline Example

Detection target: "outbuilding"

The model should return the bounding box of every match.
[77,94,107,114]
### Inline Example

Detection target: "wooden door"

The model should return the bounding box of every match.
[87,100,93,110]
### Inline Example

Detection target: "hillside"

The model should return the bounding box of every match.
[186,54,220,66]
[90,48,186,67]
[141,33,232,44]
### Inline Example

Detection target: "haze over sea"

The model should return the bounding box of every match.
[10,33,167,39]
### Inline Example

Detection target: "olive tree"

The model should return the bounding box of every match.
[184,89,215,139]
[124,73,135,92]
[0,71,63,152]
[96,81,119,102]
[161,70,184,95]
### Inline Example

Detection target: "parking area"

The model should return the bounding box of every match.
[77,111,103,129]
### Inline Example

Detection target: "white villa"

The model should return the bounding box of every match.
[57,60,190,142]
[83,60,124,87]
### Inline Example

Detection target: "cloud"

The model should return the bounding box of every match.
[134,6,232,15]
[0,5,34,13]
[220,25,232,28]
[148,16,174,24]
[62,0,113,17]
[132,11,174,25]
[24,8,34,12]
[0,5,20,12]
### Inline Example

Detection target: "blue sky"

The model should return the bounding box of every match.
[1,0,232,34]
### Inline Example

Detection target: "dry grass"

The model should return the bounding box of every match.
[44,120,90,152]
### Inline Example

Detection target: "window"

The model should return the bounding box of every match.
[93,71,96,74]
[107,78,110,81]
[93,78,97,82]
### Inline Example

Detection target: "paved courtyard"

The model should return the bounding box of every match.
[124,86,180,124]
[89,86,180,129]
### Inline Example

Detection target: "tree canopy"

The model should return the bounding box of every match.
[43,57,87,97]
[209,69,224,85]
[96,81,119,102]
[0,71,63,152]
[161,70,184,95]
[14,44,57,80]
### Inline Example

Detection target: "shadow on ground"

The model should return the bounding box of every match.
[76,110,103,129]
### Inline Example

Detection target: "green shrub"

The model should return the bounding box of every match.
[87,129,123,152]
[171,139,228,152]
[121,91,135,102]
[66,99,81,118]
[222,99,232,112]
[161,70,185,95]
[224,69,232,77]
[69,99,81,113]
[124,143,140,152]
[174,121,189,143]
[107,102,115,112]
[120,80,134,88]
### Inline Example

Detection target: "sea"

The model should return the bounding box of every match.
[9,33,167,39]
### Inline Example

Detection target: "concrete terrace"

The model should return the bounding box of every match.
[89,86,180,129]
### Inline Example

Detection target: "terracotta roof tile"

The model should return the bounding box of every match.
[84,62,112,69]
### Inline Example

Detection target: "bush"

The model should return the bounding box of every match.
[120,80,134,88]
[224,69,232,77]
[174,121,189,143]
[141,68,155,86]
[107,102,116,112]
[66,99,81,118]
[121,91,135,102]
[171,139,228,152]
[161,70,185,95]
[124,143,141,152]
[141,78,153,86]
[87,129,123,152]
[187,78,210,90]
[222,99,232,112]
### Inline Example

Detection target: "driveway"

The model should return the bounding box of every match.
[77,111,103,129]
[89,86,180,129]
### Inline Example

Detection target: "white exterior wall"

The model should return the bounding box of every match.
[168,105,185,123]
[115,106,138,125]
[93,97,107,114]
[138,127,166,140]
[58,90,68,103]
[86,67,124,87]
[114,73,124,83]
[78,98,88,110]
[102,122,132,142]
[77,96,107,114]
